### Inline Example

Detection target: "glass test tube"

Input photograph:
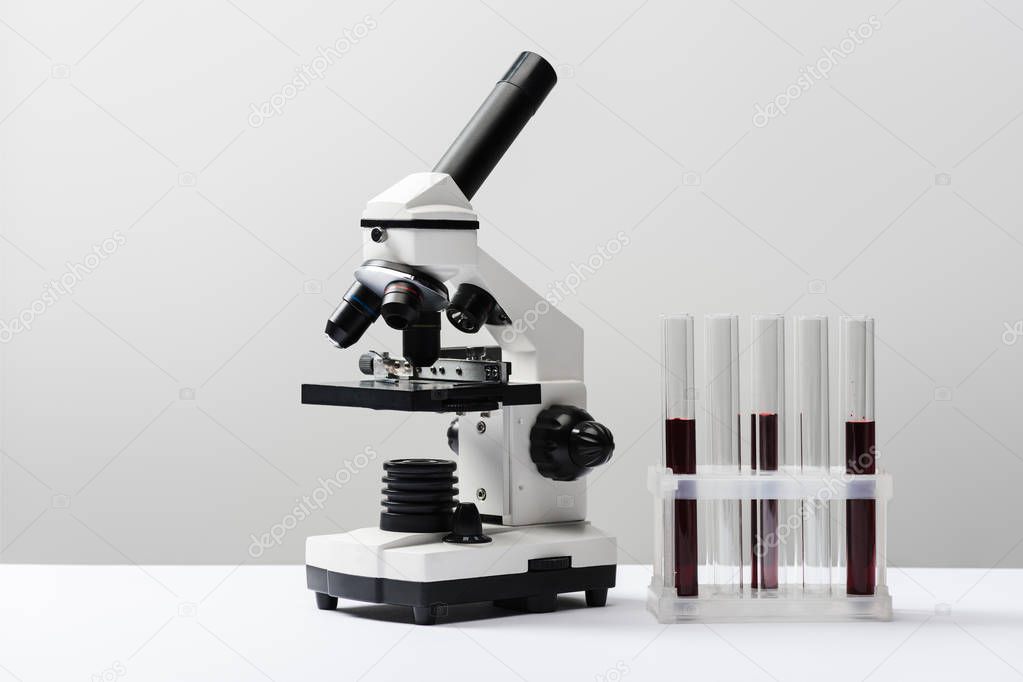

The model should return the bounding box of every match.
[796,315,831,591]
[841,316,877,595]
[750,314,785,590]
[705,314,742,591]
[662,315,697,596]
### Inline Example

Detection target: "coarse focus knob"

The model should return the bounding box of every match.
[529,405,615,481]
[570,420,615,468]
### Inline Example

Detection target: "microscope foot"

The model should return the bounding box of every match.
[314,592,338,610]
[494,593,558,613]
[585,588,608,607]
[412,606,437,625]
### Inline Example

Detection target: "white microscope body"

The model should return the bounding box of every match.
[303,53,617,625]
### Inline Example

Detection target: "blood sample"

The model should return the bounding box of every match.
[750,314,785,590]
[841,316,877,595]
[665,417,697,595]
[661,315,697,596]
[751,412,779,588]
[796,315,831,591]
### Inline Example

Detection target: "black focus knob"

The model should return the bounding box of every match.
[570,420,615,468]
[529,405,615,481]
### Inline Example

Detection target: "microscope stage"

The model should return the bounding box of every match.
[306,523,617,624]
[301,379,540,412]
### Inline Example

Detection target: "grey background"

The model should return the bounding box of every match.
[1,0,1021,569]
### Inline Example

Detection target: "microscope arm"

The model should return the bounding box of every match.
[459,247,583,384]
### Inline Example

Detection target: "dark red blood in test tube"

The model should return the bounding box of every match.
[665,418,697,596]
[846,420,876,595]
[750,413,779,589]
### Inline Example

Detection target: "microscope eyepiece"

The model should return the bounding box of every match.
[433,51,556,200]
[325,282,381,348]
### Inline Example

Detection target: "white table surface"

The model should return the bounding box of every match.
[2,564,1021,681]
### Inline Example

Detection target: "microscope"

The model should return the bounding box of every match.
[302,52,617,625]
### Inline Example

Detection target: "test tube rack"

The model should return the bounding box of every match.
[647,465,893,622]
[649,313,892,623]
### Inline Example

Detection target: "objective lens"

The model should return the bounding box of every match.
[325,282,381,348]
[381,280,423,330]
[403,310,441,367]
[446,283,497,334]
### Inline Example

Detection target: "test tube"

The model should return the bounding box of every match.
[796,315,831,592]
[705,314,742,592]
[662,314,697,596]
[750,314,784,590]
[841,315,877,595]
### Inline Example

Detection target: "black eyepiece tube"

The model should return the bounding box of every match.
[433,52,556,200]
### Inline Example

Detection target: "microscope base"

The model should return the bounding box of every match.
[305,522,617,624]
